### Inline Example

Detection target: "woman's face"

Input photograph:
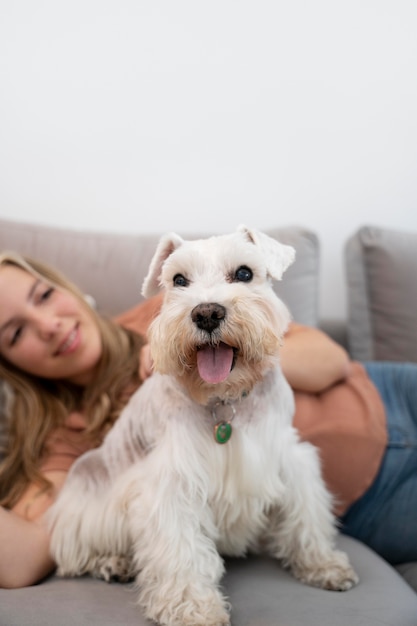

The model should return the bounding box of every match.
[0,264,102,385]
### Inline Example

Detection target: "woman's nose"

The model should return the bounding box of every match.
[34,313,61,338]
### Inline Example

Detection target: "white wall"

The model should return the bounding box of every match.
[1,1,417,322]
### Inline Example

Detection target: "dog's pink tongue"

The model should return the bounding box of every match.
[197,343,234,384]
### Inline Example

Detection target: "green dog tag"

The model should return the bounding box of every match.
[214,421,232,444]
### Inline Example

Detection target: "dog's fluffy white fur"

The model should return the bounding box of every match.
[48,226,358,626]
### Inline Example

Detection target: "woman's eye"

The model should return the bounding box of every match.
[173,274,189,288]
[40,287,54,301]
[10,327,23,346]
[234,266,253,282]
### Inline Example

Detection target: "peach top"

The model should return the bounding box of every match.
[293,362,387,515]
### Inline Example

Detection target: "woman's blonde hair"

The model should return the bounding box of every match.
[0,252,145,508]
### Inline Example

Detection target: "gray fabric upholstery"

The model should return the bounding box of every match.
[1,218,416,624]
[0,536,416,626]
[346,225,417,362]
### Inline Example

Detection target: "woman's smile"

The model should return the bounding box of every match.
[55,325,80,356]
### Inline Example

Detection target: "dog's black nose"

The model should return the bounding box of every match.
[191,303,226,333]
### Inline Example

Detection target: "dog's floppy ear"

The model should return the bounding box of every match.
[237,225,295,280]
[142,233,184,297]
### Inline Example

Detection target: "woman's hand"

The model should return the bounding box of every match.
[0,505,54,588]
[280,323,351,393]
[11,471,68,521]
[0,469,69,588]
[139,343,154,381]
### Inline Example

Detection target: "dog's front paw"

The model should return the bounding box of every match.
[142,586,231,626]
[87,554,136,583]
[180,601,231,626]
[292,550,359,591]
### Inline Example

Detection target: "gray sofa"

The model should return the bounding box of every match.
[0,217,416,626]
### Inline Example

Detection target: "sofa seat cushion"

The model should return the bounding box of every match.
[0,536,416,626]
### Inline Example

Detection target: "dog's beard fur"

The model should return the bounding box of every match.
[149,290,289,404]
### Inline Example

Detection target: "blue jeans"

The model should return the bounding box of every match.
[339,362,417,564]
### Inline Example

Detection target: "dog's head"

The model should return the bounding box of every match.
[142,226,295,404]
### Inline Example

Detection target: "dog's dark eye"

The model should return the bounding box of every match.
[173,274,189,288]
[234,266,253,282]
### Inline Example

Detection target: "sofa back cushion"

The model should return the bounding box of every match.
[0,218,320,325]
[345,225,417,362]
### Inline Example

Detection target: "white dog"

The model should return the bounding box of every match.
[48,226,358,626]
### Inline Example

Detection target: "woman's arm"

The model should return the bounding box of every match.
[0,506,54,588]
[0,470,67,589]
[280,322,351,393]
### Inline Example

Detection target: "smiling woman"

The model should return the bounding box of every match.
[0,264,102,384]
[0,252,148,588]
